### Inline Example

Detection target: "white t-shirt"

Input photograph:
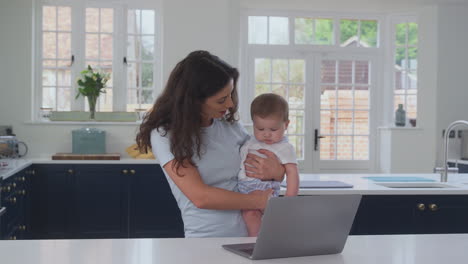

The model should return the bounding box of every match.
[238,137,297,181]
[151,119,249,238]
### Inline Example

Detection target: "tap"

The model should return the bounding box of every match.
[434,120,468,182]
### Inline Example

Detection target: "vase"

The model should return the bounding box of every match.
[395,104,406,127]
[87,96,98,120]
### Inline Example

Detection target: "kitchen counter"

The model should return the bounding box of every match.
[1,234,468,264]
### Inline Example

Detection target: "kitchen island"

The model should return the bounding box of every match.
[1,234,468,264]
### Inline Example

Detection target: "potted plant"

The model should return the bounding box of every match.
[75,65,110,120]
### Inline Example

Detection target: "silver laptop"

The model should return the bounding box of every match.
[222,195,361,260]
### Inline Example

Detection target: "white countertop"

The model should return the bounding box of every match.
[2,159,468,194]
[1,234,468,264]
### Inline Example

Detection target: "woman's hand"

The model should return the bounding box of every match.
[244,149,285,182]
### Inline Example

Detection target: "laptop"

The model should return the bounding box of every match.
[222,195,361,260]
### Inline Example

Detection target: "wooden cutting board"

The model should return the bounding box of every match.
[52,153,121,160]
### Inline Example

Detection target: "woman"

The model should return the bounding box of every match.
[136,50,285,237]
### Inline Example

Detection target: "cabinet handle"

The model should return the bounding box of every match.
[9,197,17,204]
[429,203,438,211]
[31,169,35,175]
[130,169,136,175]
[122,169,128,174]
[9,236,17,240]
[20,177,26,182]
[417,203,425,211]
[68,169,73,174]
[19,225,26,231]
[12,183,16,188]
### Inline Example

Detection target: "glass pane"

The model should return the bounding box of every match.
[103,67,113,87]
[42,70,56,86]
[395,47,406,68]
[340,19,358,47]
[409,70,417,89]
[43,32,56,59]
[96,88,112,112]
[127,36,139,60]
[321,60,336,83]
[86,34,99,59]
[57,7,71,31]
[354,87,369,110]
[127,9,140,35]
[360,20,377,47]
[43,6,56,31]
[142,36,154,60]
[408,23,418,46]
[354,111,369,135]
[394,71,404,90]
[141,89,154,104]
[355,61,369,84]
[43,60,56,67]
[269,16,289,45]
[337,111,353,134]
[395,23,406,46]
[272,84,287,98]
[290,60,305,83]
[255,84,270,97]
[394,95,405,112]
[315,19,333,45]
[407,95,417,119]
[272,59,288,83]
[142,10,155,35]
[354,136,369,160]
[320,135,336,160]
[248,16,267,44]
[289,85,304,109]
[101,8,113,33]
[127,62,139,88]
[320,110,336,135]
[320,86,336,109]
[100,34,113,60]
[288,110,304,134]
[295,18,313,44]
[337,136,352,160]
[42,87,56,109]
[57,88,70,111]
[337,87,352,109]
[86,8,99,33]
[287,135,304,160]
[254,58,270,83]
[338,60,353,84]
[57,70,70,86]
[142,63,153,88]
[127,88,138,104]
[57,33,71,59]
[57,60,69,67]
[408,47,418,70]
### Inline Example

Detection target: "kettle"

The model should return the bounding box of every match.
[0,136,28,158]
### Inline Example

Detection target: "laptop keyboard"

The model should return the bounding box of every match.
[239,248,254,255]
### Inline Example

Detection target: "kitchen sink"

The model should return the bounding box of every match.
[375,182,459,188]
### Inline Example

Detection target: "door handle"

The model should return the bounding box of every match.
[0,207,6,216]
[314,129,325,151]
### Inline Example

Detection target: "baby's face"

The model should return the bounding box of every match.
[252,115,289,145]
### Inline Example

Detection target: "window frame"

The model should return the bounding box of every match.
[33,0,162,122]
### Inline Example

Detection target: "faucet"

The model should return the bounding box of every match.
[434,120,468,182]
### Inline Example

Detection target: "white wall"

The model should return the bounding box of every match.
[1,0,467,173]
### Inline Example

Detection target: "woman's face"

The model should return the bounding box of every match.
[200,79,234,126]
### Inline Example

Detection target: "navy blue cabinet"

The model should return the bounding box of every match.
[1,166,32,240]
[448,162,468,173]
[351,195,468,235]
[129,165,183,238]
[31,163,183,239]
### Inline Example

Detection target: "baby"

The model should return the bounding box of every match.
[238,93,299,237]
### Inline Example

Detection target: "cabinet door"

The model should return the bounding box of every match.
[30,164,72,239]
[414,195,468,234]
[351,195,417,235]
[129,165,184,238]
[71,164,128,238]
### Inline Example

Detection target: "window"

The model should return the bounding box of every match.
[35,0,161,119]
[393,21,418,124]
[243,12,380,172]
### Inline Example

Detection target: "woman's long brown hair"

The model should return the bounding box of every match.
[136,50,239,175]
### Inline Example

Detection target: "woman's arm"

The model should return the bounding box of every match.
[284,163,299,196]
[163,159,272,210]
[244,149,286,182]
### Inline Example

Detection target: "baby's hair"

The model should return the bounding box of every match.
[250,93,289,122]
